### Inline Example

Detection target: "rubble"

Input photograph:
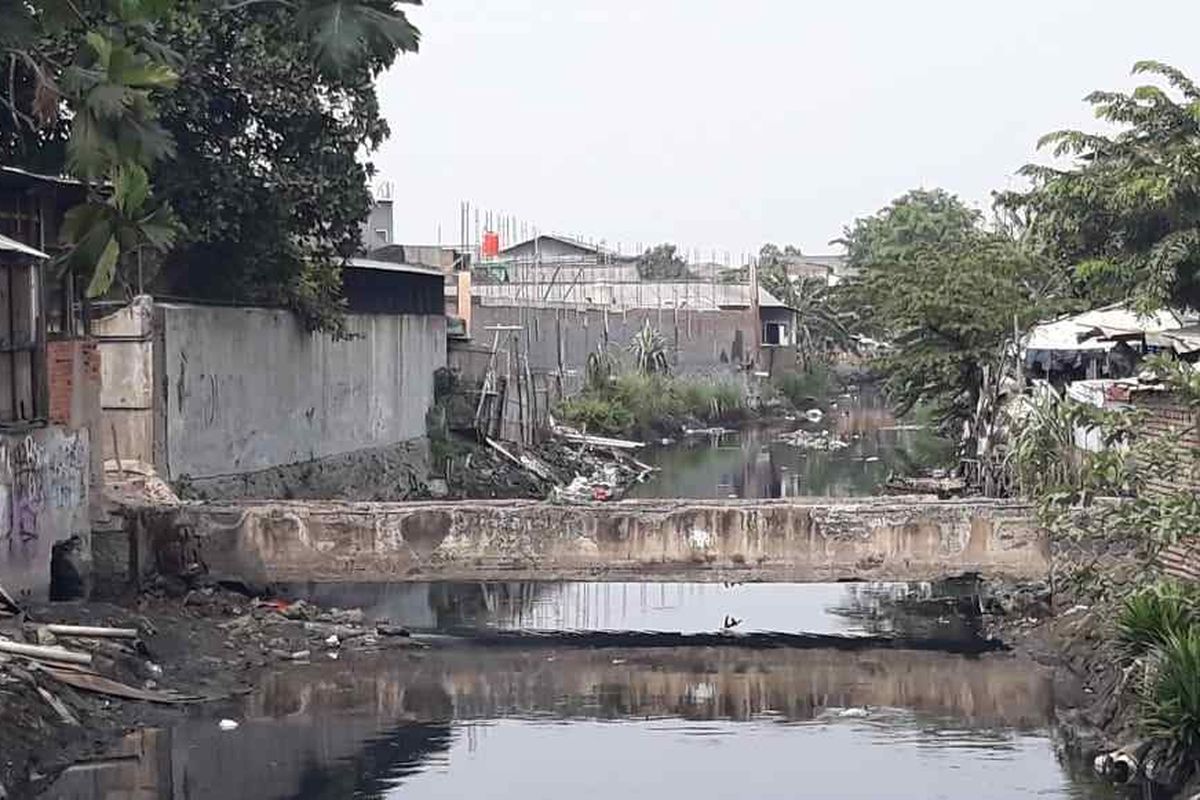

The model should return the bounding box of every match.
[437,430,656,501]
[0,579,422,796]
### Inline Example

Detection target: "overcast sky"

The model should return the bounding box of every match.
[374,1,1200,260]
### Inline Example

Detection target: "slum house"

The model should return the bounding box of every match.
[1023,304,1198,386]
[1020,304,1200,497]
[0,167,99,599]
[94,258,447,501]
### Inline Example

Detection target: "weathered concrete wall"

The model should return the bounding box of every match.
[123,498,1046,586]
[451,304,761,393]
[95,299,447,483]
[0,426,90,599]
[181,439,428,501]
[93,296,155,466]
[159,303,445,481]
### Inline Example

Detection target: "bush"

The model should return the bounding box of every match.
[1141,629,1200,774]
[773,365,833,409]
[556,394,634,435]
[1118,582,1198,660]
[557,373,747,437]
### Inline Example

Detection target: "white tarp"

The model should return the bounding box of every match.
[1025,304,1197,353]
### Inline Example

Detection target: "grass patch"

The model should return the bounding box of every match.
[557,373,748,437]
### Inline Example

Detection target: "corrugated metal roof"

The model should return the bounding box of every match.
[499,233,617,257]
[0,232,48,259]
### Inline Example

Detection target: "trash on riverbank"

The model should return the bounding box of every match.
[777,428,849,451]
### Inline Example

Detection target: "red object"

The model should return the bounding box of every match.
[482,231,500,257]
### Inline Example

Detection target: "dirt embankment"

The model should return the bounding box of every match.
[0,579,419,799]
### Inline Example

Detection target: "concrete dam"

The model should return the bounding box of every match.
[114,497,1048,587]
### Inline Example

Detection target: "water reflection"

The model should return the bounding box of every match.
[40,648,1115,800]
[630,393,954,500]
[285,580,982,640]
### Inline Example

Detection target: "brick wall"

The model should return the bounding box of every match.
[47,338,101,427]
[1131,389,1200,497]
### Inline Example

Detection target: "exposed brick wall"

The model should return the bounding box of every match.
[1131,389,1200,497]
[47,338,101,427]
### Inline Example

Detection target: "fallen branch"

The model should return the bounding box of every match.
[44,624,139,640]
[0,639,93,666]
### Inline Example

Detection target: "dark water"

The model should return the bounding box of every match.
[630,393,954,500]
[285,580,984,642]
[41,646,1115,800]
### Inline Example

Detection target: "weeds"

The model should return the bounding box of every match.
[558,373,747,437]
[1117,583,1198,660]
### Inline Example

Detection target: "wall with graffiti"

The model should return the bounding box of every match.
[0,426,90,599]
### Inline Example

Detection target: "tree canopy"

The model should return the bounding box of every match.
[636,243,691,280]
[1,0,420,332]
[836,190,1066,436]
[998,61,1200,311]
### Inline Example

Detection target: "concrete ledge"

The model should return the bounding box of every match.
[119,497,1048,586]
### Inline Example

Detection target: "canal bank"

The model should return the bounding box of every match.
[2,575,1115,800]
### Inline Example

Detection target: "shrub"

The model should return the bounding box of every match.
[1141,629,1200,775]
[556,395,634,435]
[773,365,833,409]
[1118,582,1198,660]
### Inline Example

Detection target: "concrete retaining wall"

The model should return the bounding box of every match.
[121,498,1047,586]
[94,298,447,489]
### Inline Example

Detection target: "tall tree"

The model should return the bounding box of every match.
[836,189,1066,440]
[1,0,420,332]
[997,61,1200,311]
[637,243,691,280]
[834,189,983,339]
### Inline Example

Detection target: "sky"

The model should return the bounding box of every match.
[374,0,1200,260]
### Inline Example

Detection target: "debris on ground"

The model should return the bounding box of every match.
[883,471,967,498]
[777,428,849,451]
[435,429,656,501]
[0,578,418,796]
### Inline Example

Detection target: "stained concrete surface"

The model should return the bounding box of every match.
[116,497,1047,588]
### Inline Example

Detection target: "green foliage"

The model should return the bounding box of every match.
[1118,582,1199,660]
[636,243,691,280]
[1,0,421,328]
[1141,629,1200,776]
[773,363,834,409]
[558,372,747,437]
[837,188,982,280]
[835,190,1069,441]
[556,393,634,436]
[584,344,618,392]
[627,320,670,375]
[997,61,1200,310]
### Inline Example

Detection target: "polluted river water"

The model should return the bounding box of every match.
[629,390,956,500]
[38,581,1119,800]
